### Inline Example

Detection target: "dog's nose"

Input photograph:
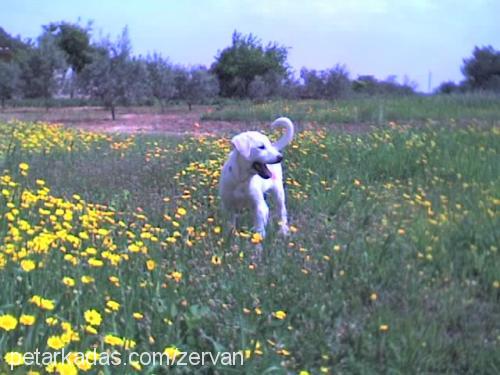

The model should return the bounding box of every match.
[276,155,283,163]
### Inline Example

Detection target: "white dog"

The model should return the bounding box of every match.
[219,117,294,237]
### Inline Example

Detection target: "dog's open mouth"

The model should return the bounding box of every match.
[252,162,272,179]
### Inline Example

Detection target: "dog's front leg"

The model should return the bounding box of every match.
[272,186,289,236]
[253,199,269,238]
[227,211,239,234]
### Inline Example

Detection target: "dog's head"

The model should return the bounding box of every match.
[231,131,283,179]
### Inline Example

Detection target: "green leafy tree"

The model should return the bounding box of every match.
[79,28,149,120]
[17,33,67,106]
[212,31,288,97]
[436,81,459,94]
[0,60,20,108]
[300,65,352,99]
[175,66,219,110]
[323,64,352,99]
[462,46,500,91]
[145,54,177,111]
[0,27,29,62]
[43,21,93,73]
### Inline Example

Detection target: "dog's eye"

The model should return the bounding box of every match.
[258,145,265,150]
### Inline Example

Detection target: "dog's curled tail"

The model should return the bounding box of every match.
[271,117,294,150]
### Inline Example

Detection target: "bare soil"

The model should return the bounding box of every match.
[0,105,373,135]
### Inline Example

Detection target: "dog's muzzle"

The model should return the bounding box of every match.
[252,156,282,179]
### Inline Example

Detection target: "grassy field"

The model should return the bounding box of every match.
[204,94,500,126]
[0,103,499,374]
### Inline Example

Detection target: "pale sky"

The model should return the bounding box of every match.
[2,0,499,92]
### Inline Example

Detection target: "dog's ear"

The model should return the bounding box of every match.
[231,133,252,159]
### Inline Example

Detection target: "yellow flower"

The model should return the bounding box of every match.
[251,232,263,244]
[97,228,109,236]
[177,207,187,216]
[63,277,75,287]
[0,314,18,331]
[30,295,55,310]
[133,312,144,320]
[104,334,124,347]
[81,275,94,284]
[299,371,310,375]
[20,314,36,326]
[124,338,136,350]
[4,351,24,367]
[379,324,389,332]
[84,309,102,326]
[106,300,120,311]
[20,259,36,272]
[19,162,29,171]
[163,346,181,361]
[146,259,156,270]
[48,335,66,350]
[85,350,100,362]
[213,226,221,234]
[74,356,93,371]
[85,325,98,334]
[273,310,287,320]
[128,243,141,252]
[211,255,222,265]
[46,317,58,325]
[370,293,378,301]
[88,257,104,267]
[55,361,78,375]
[169,271,182,282]
[130,360,142,371]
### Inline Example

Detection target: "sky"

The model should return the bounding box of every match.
[2,0,500,92]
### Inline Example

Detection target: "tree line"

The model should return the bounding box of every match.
[1,22,499,119]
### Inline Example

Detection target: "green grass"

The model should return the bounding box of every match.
[0,119,499,374]
[203,94,500,125]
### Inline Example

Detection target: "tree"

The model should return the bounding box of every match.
[352,75,415,96]
[43,21,93,74]
[300,65,352,99]
[17,33,67,106]
[174,66,219,110]
[352,75,379,95]
[145,54,177,111]
[0,60,20,108]
[462,46,500,91]
[323,64,351,99]
[212,31,288,97]
[0,27,29,62]
[436,81,459,94]
[79,28,148,120]
[300,68,325,98]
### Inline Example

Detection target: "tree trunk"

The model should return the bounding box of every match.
[188,102,192,111]
[111,105,116,120]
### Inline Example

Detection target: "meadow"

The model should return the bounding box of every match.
[204,94,500,125]
[0,98,499,374]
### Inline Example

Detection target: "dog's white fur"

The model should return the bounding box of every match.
[219,117,294,237]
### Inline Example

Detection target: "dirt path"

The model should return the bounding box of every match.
[0,105,373,135]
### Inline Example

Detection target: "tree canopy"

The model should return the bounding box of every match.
[212,31,288,97]
[462,46,500,91]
